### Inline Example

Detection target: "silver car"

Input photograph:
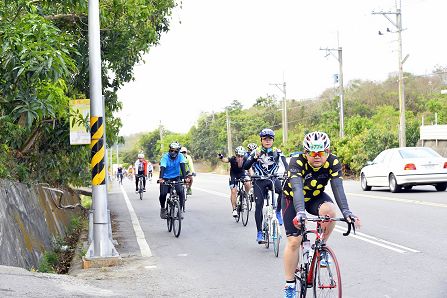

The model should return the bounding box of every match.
[360,147,447,192]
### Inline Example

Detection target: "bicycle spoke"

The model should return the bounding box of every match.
[313,247,341,298]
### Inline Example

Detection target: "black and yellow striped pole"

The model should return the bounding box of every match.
[85,0,118,260]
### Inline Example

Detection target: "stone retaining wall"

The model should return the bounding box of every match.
[0,180,83,270]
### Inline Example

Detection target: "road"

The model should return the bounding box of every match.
[105,173,447,297]
[1,172,446,297]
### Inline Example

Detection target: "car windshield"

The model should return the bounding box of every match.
[398,148,440,159]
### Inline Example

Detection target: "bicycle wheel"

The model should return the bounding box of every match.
[263,219,270,248]
[248,192,254,211]
[172,199,182,237]
[139,179,143,200]
[313,246,342,298]
[272,219,280,257]
[167,201,173,232]
[241,191,249,226]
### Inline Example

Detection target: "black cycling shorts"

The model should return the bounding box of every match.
[229,174,246,188]
[283,192,334,237]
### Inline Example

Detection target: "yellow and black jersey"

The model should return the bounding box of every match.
[283,153,342,202]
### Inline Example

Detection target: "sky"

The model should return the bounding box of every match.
[116,0,447,136]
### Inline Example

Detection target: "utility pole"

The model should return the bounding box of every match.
[320,46,345,138]
[86,0,118,259]
[373,3,407,147]
[270,82,287,144]
[159,121,164,153]
[226,109,233,155]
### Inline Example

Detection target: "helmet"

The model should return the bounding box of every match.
[169,142,181,150]
[235,146,246,157]
[180,147,188,154]
[138,153,144,158]
[259,128,275,139]
[247,143,257,151]
[303,131,330,152]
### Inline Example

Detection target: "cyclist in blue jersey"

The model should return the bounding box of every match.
[281,132,361,298]
[158,142,190,219]
[244,128,288,243]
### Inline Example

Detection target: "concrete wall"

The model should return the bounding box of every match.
[0,180,83,270]
[417,140,447,157]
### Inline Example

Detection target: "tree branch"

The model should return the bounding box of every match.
[44,13,86,22]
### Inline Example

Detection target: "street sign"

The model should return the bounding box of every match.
[69,99,90,145]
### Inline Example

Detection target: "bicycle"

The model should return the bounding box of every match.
[294,216,355,298]
[136,174,145,200]
[233,177,250,226]
[161,180,184,238]
[251,174,284,257]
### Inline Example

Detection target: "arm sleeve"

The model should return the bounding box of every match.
[159,166,165,179]
[280,155,288,171]
[243,153,256,170]
[180,163,187,180]
[188,157,195,173]
[330,178,351,216]
[290,176,306,213]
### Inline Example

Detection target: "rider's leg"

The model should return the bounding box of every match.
[244,181,251,193]
[175,183,185,211]
[253,180,266,233]
[143,176,146,189]
[230,187,237,209]
[273,178,283,212]
[319,202,337,242]
[135,175,139,191]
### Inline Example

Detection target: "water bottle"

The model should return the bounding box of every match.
[302,240,311,262]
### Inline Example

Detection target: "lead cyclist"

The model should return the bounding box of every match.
[281,131,361,298]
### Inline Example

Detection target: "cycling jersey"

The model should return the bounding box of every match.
[229,156,247,177]
[160,152,186,179]
[244,147,287,176]
[283,153,350,217]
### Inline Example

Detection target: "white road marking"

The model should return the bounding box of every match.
[177,253,188,257]
[120,185,152,257]
[195,186,422,254]
[145,265,157,269]
[347,192,447,208]
[333,225,420,253]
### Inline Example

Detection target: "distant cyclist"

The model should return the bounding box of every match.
[134,153,148,192]
[158,142,189,219]
[218,146,251,218]
[180,147,196,195]
[244,128,288,243]
[117,165,123,184]
[281,131,361,297]
[147,162,153,180]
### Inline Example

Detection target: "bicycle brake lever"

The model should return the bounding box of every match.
[343,222,352,236]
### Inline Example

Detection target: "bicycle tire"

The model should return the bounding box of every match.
[139,178,143,200]
[264,219,270,249]
[172,199,182,238]
[241,191,249,226]
[167,201,173,232]
[272,219,280,257]
[313,246,342,298]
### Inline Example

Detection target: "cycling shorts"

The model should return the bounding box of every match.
[283,192,333,237]
[229,174,247,189]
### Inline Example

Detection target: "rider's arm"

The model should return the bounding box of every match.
[180,162,187,180]
[159,166,166,179]
[243,150,257,170]
[288,156,306,214]
[188,156,195,173]
[328,156,352,219]
[159,154,168,179]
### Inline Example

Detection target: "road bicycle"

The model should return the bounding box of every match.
[136,174,145,200]
[161,180,184,238]
[233,177,250,226]
[294,216,355,297]
[251,174,284,257]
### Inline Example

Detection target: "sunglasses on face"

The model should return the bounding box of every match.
[307,151,328,157]
[170,149,179,153]
[181,151,186,154]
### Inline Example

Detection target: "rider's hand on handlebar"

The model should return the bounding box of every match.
[343,211,361,229]
[292,212,307,228]
[157,178,165,184]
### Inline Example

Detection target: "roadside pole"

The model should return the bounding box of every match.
[85,0,119,263]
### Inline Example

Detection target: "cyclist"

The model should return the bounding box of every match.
[281,131,361,297]
[180,147,196,195]
[134,153,148,192]
[117,165,123,184]
[246,143,258,156]
[244,128,288,243]
[147,162,153,180]
[218,146,251,218]
[158,142,189,219]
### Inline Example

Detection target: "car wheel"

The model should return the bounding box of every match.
[435,183,447,191]
[389,173,401,193]
[361,173,371,191]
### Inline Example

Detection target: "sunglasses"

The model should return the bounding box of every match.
[181,151,186,154]
[169,149,179,153]
[307,151,328,157]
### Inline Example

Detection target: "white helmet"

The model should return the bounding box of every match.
[235,146,246,156]
[303,131,330,152]
[138,153,144,158]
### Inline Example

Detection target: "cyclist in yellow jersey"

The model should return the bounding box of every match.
[282,131,361,298]
[180,147,195,195]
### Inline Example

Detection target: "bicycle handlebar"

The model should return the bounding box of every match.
[294,215,356,236]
